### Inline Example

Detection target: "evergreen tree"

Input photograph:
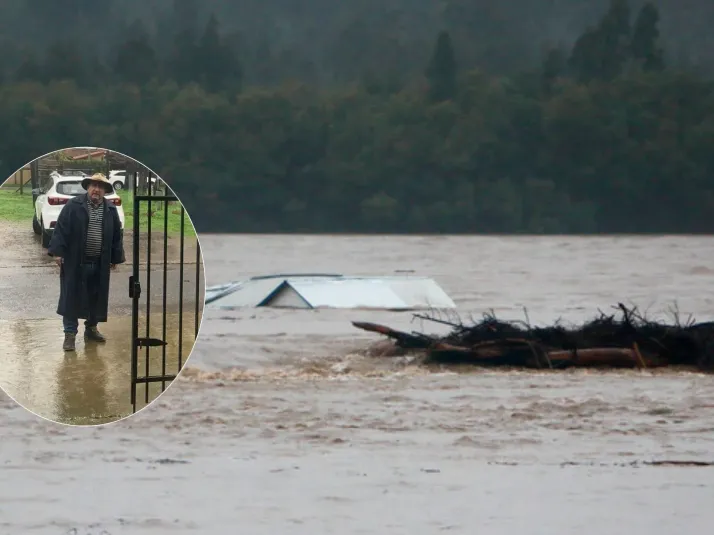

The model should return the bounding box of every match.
[114,20,158,85]
[195,13,242,93]
[167,0,201,85]
[569,0,632,82]
[596,0,632,80]
[631,2,665,72]
[425,31,457,102]
[568,28,602,83]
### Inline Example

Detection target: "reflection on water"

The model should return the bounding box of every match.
[133,308,203,413]
[56,342,110,424]
[0,310,201,425]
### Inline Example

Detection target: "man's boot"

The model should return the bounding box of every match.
[85,326,107,343]
[63,333,76,352]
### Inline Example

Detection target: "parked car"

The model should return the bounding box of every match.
[32,174,125,248]
[109,170,126,190]
[109,169,156,191]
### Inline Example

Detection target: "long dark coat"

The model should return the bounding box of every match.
[47,193,126,322]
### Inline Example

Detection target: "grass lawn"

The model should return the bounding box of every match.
[0,186,196,238]
[0,187,34,221]
[119,189,197,238]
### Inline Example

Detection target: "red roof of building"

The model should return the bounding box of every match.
[63,148,107,160]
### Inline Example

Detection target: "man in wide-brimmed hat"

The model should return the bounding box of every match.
[47,172,126,351]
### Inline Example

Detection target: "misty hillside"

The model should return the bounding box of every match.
[1,0,713,235]
[1,0,713,87]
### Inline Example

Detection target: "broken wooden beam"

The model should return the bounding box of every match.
[547,347,663,368]
[351,321,435,349]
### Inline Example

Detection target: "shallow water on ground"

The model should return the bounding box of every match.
[0,313,200,425]
[2,234,714,534]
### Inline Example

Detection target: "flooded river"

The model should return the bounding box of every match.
[2,234,714,534]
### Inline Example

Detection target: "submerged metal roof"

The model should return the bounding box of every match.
[205,273,456,310]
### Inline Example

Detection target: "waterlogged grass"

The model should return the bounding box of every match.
[0,187,35,221]
[0,187,196,238]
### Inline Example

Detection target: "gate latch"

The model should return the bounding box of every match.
[129,276,141,299]
[136,338,168,348]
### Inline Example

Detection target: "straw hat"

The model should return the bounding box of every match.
[81,173,113,193]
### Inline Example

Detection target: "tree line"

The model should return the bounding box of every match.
[3,0,714,86]
[0,0,712,234]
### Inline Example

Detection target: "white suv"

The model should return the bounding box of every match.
[109,169,156,191]
[32,173,125,248]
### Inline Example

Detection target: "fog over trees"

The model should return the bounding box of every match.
[1,0,712,233]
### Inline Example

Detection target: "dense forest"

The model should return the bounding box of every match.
[0,0,713,233]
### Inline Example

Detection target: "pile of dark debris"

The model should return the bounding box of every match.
[353,303,714,372]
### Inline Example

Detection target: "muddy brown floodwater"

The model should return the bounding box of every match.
[0,221,204,425]
[2,234,714,534]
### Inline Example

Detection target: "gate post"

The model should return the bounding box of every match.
[130,164,141,411]
[128,170,193,412]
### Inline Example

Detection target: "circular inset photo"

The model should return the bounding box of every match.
[0,147,205,425]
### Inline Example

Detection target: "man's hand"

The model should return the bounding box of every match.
[54,256,63,267]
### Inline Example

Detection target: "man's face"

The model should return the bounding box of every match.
[87,182,106,202]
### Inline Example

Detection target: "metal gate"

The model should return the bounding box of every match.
[129,171,203,413]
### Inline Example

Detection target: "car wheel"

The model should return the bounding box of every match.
[32,214,41,235]
[42,230,52,248]
[113,181,123,190]
[41,219,51,248]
